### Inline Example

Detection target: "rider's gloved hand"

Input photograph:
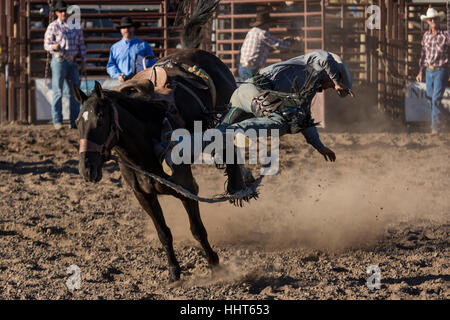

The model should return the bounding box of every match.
[317,146,336,162]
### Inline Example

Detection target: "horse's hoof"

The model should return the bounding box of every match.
[168,266,181,282]
[208,252,219,267]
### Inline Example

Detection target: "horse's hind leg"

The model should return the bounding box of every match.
[181,198,219,268]
[133,190,181,282]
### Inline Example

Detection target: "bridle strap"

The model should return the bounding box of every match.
[79,104,122,159]
[79,139,103,153]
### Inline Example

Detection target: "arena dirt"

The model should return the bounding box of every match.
[0,123,448,299]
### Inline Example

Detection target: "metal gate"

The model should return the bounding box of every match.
[214,0,449,123]
[1,0,449,124]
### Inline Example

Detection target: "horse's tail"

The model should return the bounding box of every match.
[181,0,220,49]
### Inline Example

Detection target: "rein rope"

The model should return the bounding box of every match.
[113,156,263,204]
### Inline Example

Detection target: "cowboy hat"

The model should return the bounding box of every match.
[329,52,353,97]
[250,10,276,27]
[420,8,445,21]
[52,0,68,12]
[114,17,141,30]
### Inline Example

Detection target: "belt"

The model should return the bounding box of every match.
[241,63,258,70]
[54,54,75,62]
[427,65,446,71]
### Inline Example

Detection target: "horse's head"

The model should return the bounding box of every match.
[74,81,121,183]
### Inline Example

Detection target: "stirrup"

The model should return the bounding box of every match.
[153,138,175,176]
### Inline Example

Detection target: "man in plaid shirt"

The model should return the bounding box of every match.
[416,8,450,134]
[44,1,86,130]
[239,9,300,81]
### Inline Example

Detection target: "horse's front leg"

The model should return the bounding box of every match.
[133,190,181,282]
[181,198,219,268]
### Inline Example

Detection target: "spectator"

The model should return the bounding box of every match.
[107,17,156,83]
[44,0,86,130]
[416,8,450,134]
[239,8,301,81]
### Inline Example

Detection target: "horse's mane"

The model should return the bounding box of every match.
[102,90,167,124]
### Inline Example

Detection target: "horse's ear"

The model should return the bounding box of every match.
[93,81,104,99]
[73,84,88,104]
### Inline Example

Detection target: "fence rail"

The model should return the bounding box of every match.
[1,0,448,124]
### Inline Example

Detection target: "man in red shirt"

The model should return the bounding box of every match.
[416,8,450,134]
[239,8,301,81]
[44,0,86,130]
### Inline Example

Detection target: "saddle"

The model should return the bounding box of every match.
[113,60,218,153]
[139,60,217,112]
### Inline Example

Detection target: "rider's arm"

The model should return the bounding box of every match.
[301,126,324,151]
[261,30,291,50]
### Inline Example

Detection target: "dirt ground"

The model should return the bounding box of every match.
[0,123,448,300]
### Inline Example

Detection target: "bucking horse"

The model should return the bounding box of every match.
[73,0,256,282]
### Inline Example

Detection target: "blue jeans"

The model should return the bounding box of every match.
[224,80,288,135]
[426,66,449,131]
[216,80,323,150]
[238,64,256,82]
[51,57,81,126]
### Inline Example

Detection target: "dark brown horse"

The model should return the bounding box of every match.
[73,0,253,282]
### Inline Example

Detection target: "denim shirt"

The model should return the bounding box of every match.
[107,37,157,79]
[257,50,342,151]
[259,50,342,94]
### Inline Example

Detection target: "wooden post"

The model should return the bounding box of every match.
[19,0,27,122]
[27,0,34,123]
[321,0,325,50]
[0,0,7,123]
[163,0,168,56]
[230,1,235,74]
[7,0,16,122]
[378,0,386,113]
